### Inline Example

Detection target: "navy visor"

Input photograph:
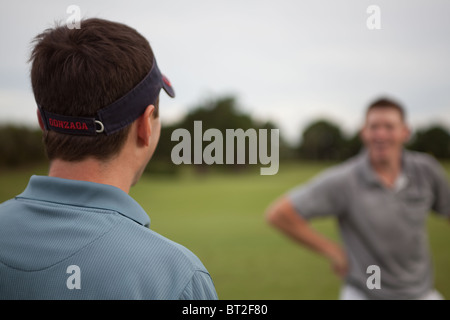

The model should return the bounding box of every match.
[38,58,175,136]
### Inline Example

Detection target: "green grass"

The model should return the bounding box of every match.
[1,161,449,299]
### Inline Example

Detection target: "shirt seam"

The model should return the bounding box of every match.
[178,269,213,300]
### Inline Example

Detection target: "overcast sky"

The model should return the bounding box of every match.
[1,0,449,144]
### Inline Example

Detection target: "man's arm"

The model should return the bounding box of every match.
[265,196,348,277]
[423,155,450,219]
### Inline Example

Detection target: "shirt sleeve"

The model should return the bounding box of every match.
[179,270,218,300]
[425,156,450,217]
[287,166,348,220]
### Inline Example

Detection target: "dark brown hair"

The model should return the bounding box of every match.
[30,18,158,161]
[366,97,406,122]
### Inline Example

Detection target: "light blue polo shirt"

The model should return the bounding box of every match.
[0,175,218,300]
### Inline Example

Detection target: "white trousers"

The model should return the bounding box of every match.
[340,285,444,300]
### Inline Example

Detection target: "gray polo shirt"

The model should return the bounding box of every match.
[0,176,218,300]
[288,150,450,299]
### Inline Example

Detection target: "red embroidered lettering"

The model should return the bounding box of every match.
[48,118,90,131]
[49,118,65,129]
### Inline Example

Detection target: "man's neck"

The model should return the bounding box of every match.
[370,154,403,189]
[48,157,134,194]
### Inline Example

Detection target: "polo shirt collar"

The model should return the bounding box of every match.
[17,175,150,227]
[358,149,378,186]
[358,148,410,191]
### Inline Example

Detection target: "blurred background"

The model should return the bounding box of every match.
[1,0,449,299]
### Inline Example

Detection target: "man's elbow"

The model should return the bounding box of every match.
[265,199,286,227]
[265,206,278,226]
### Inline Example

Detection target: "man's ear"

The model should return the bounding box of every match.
[36,109,45,131]
[136,105,155,147]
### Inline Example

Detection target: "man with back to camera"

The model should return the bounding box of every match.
[266,98,450,300]
[0,18,218,300]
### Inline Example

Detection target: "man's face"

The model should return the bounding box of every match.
[361,108,410,164]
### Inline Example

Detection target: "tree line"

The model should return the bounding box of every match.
[1,96,449,171]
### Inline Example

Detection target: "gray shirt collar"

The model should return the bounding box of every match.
[358,149,410,192]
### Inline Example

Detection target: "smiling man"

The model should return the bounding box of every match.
[266,97,450,300]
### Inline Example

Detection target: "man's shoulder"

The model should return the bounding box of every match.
[404,149,439,166]
[137,224,207,271]
[404,150,444,176]
[313,154,361,184]
[72,216,213,299]
[0,198,15,209]
[103,217,209,273]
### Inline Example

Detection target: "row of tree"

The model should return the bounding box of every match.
[297,120,450,161]
[0,125,46,167]
[1,96,449,171]
[148,96,287,174]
